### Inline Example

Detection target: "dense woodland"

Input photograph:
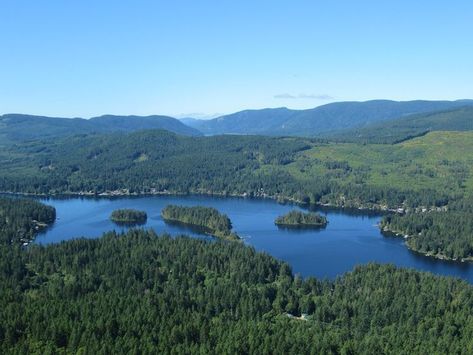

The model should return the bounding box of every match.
[0,130,311,198]
[161,205,239,241]
[0,197,55,245]
[275,210,327,228]
[1,130,469,210]
[381,196,473,260]
[1,200,473,353]
[110,209,147,225]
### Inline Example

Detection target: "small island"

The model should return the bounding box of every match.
[110,209,147,225]
[275,210,328,229]
[161,205,240,241]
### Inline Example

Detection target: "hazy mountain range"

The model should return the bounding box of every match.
[185,99,473,136]
[2,100,473,144]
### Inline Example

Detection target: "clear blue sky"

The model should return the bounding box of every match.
[1,1,472,118]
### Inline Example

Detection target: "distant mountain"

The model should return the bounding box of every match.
[88,115,201,136]
[186,108,294,135]
[188,100,473,136]
[3,100,473,144]
[326,106,473,144]
[179,117,203,127]
[0,114,202,144]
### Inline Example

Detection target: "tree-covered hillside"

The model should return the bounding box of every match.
[2,130,472,210]
[0,113,201,145]
[381,196,473,260]
[328,106,473,143]
[0,130,313,198]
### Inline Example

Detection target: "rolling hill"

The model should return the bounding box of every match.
[187,100,473,136]
[0,113,202,144]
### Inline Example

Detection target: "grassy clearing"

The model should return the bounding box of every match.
[283,131,473,197]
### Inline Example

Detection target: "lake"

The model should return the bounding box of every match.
[36,195,473,283]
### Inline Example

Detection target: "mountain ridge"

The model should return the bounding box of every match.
[3,99,473,143]
[186,99,473,136]
[0,113,202,143]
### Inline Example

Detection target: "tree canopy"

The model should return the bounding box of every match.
[110,208,147,225]
[161,205,239,241]
[275,210,327,228]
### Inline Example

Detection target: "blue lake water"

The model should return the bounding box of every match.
[36,195,473,283]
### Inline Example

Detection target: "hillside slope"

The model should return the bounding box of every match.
[188,100,473,136]
[2,130,473,209]
[328,106,473,143]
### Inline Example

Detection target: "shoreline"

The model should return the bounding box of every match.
[161,217,240,242]
[4,189,459,261]
[0,188,421,214]
[275,223,327,229]
[380,226,473,263]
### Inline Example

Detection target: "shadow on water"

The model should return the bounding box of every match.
[111,220,147,227]
[162,219,214,236]
[275,224,328,233]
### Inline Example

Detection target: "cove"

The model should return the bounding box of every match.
[36,195,473,283]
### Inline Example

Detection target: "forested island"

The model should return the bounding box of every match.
[1,198,473,353]
[275,210,327,228]
[110,208,147,225]
[161,205,239,241]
